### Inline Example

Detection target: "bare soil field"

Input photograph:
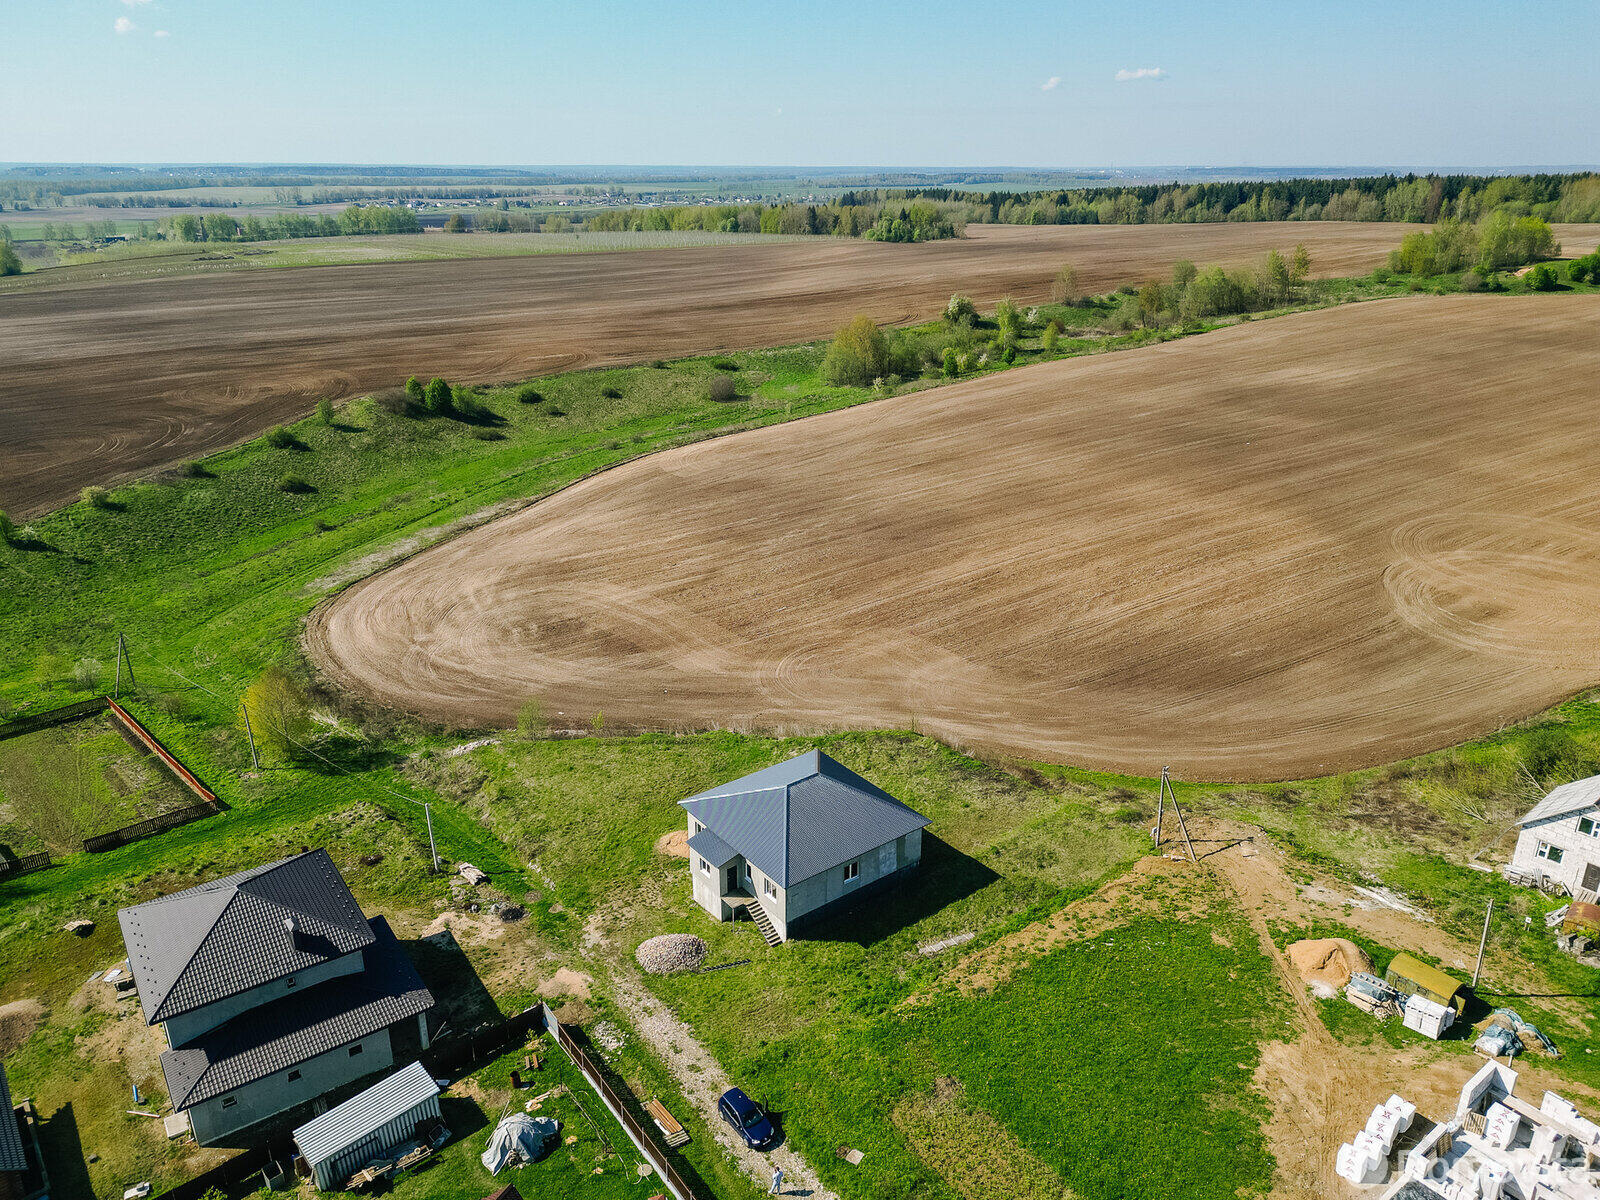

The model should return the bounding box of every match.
[308,294,1600,781]
[0,221,1444,517]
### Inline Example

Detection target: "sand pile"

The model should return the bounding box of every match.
[1287,938,1373,992]
[636,934,708,975]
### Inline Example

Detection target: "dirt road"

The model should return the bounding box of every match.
[307,294,1600,781]
[0,221,1438,517]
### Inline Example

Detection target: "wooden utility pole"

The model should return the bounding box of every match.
[240,705,260,770]
[424,802,440,874]
[1156,766,1198,863]
[1473,898,1494,988]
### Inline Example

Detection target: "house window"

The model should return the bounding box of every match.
[764,878,777,900]
[1579,816,1597,837]
[693,820,704,834]
[285,977,296,989]
[221,1097,237,1109]
[1537,841,1564,863]
[698,857,711,874]
[348,1043,364,1057]
[843,860,860,882]
[288,1070,302,1083]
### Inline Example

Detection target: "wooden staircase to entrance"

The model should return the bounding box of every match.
[747,899,782,946]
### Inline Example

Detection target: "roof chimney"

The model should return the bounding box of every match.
[284,914,304,951]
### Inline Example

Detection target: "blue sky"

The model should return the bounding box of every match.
[8,0,1598,167]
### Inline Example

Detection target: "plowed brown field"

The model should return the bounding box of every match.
[0,221,1445,517]
[307,294,1600,781]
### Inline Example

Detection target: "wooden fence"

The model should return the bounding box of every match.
[80,700,222,852]
[0,850,52,880]
[106,699,217,803]
[0,696,108,742]
[83,801,219,853]
[541,1003,702,1200]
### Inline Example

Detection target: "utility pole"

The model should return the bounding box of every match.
[1155,766,1198,863]
[115,633,135,697]
[114,635,122,700]
[240,705,260,770]
[1153,766,1166,850]
[1473,898,1494,988]
[424,802,440,874]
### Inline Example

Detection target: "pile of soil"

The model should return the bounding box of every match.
[636,933,708,975]
[1287,938,1373,994]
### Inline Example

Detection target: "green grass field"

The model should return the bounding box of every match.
[3,281,1599,1200]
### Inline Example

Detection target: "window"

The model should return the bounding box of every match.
[288,1070,302,1083]
[698,857,711,874]
[1537,841,1564,864]
[221,1097,237,1109]
[348,1043,364,1057]
[763,878,777,900]
[693,820,704,834]
[285,977,296,989]
[1579,816,1597,837]
[843,860,859,882]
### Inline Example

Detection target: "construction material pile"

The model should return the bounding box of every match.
[636,934,708,975]
[1287,938,1374,996]
[1474,1008,1560,1060]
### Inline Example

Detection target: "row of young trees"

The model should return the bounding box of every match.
[164,204,421,242]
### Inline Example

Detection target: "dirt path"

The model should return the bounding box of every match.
[0,220,1457,517]
[609,972,838,1200]
[307,294,1600,780]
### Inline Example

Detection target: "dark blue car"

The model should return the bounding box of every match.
[717,1086,777,1149]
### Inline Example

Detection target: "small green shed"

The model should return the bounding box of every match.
[1384,952,1467,1014]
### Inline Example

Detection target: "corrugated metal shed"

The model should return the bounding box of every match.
[679,750,929,886]
[0,1062,27,1174]
[293,1061,440,1189]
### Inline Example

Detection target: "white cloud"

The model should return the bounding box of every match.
[154,28,170,36]
[114,16,136,33]
[1041,76,1061,92]
[1114,67,1166,82]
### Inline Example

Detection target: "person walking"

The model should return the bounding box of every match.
[770,1165,784,1195]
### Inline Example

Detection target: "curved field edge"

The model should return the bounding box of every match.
[304,294,1600,781]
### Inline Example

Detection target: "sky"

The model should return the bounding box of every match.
[7,0,1599,168]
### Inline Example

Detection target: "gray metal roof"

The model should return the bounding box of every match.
[159,916,433,1110]
[1520,774,1600,826]
[0,1062,26,1173]
[292,1060,439,1166]
[119,849,374,1024]
[679,750,929,887]
[687,827,739,868]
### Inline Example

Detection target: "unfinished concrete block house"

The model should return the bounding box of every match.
[1510,774,1600,897]
[117,849,434,1146]
[681,750,930,944]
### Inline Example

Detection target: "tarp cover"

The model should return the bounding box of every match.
[480,1113,559,1175]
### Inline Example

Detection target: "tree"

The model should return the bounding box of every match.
[425,377,453,415]
[517,698,546,739]
[443,214,467,233]
[1262,249,1292,301]
[1527,263,1559,291]
[943,294,977,324]
[1171,259,1197,288]
[942,346,960,377]
[994,298,1022,341]
[821,316,889,386]
[1290,244,1311,283]
[1041,325,1059,351]
[0,242,20,277]
[1050,264,1079,304]
[405,376,424,407]
[316,398,334,425]
[1136,282,1164,327]
[238,665,314,763]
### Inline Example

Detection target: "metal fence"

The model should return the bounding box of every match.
[541,1003,702,1200]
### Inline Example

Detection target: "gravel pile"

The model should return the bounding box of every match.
[636,933,708,975]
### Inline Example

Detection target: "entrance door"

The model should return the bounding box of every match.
[726,864,740,893]
[1583,861,1600,892]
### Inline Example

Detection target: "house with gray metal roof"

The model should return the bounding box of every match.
[680,750,929,944]
[1509,774,1600,897]
[117,849,435,1147]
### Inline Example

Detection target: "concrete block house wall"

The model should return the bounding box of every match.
[1511,775,1600,895]
[118,850,434,1146]
[682,751,930,942]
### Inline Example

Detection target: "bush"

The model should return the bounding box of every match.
[375,388,410,415]
[601,385,623,399]
[265,425,298,449]
[516,385,544,404]
[278,473,312,493]
[994,298,1022,340]
[517,698,546,739]
[943,293,977,324]
[0,509,11,545]
[0,242,21,277]
[180,459,209,477]
[1049,264,1079,304]
[1459,269,1486,292]
[822,315,889,386]
[712,359,740,371]
[1042,325,1059,351]
[1527,263,1559,291]
[424,377,453,415]
[316,398,334,425]
[405,375,424,405]
[651,359,667,369]
[1566,251,1600,284]
[71,657,102,691]
[708,374,738,402]
[81,485,112,509]
[941,347,960,377]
